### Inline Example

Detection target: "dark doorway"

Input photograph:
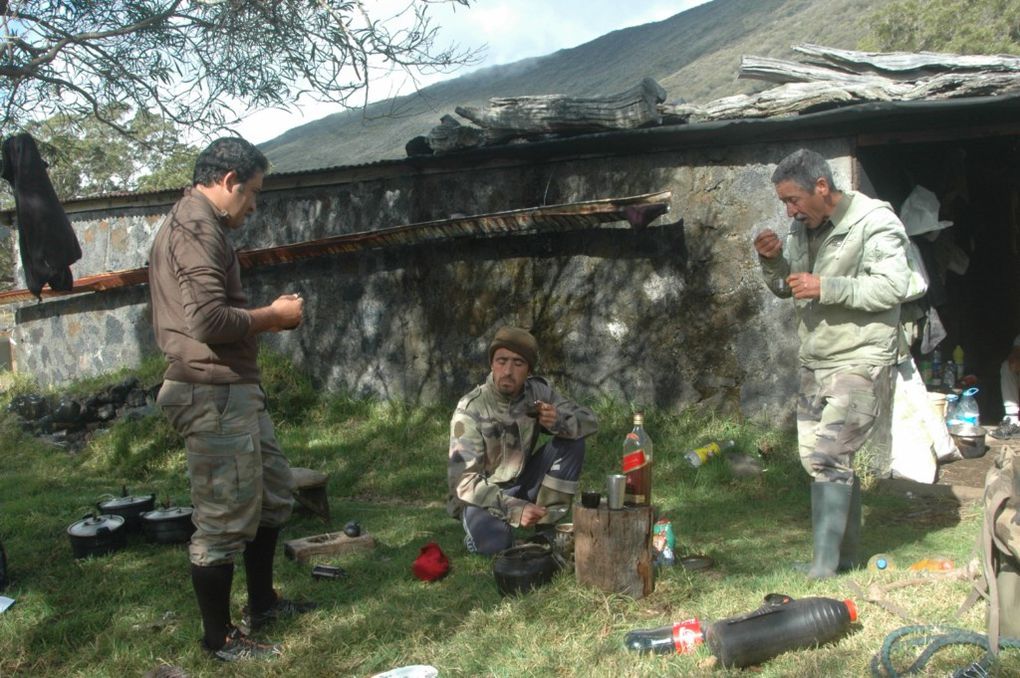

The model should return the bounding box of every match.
[858,135,1020,423]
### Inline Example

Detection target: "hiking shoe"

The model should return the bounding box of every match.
[203,626,281,662]
[241,593,317,632]
[989,418,1020,440]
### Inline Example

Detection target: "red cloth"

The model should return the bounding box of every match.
[412,542,450,582]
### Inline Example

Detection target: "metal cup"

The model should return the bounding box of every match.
[606,474,626,510]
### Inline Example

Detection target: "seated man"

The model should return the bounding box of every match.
[991,334,1020,439]
[447,326,598,555]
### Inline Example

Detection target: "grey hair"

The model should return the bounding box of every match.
[771,149,838,193]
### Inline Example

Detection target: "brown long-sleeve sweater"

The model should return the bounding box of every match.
[148,188,259,384]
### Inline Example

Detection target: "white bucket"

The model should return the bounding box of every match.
[928,392,947,419]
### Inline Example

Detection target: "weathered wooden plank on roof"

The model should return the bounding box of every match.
[793,44,1020,78]
[0,191,672,305]
[454,77,667,140]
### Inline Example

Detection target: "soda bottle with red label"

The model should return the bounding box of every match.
[625,618,704,654]
[622,412,653,506]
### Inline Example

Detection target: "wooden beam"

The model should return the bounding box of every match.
[0,191,672,306]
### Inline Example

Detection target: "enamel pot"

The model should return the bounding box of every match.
[96,490,155,533]
[140,506,195,545]
[67,514,127,559]
[492,542,560,596]
[949,423,987,459]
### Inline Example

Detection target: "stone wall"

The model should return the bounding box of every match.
[11,138,855,423]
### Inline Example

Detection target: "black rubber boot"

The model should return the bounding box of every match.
[191,562,234,651]
[808,481,853,580]
[838,477,862,572]
[244,526,281,615]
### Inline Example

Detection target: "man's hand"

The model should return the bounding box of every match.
[754,229,783,259]
[786,272,821,300]
[533,400,558,430]
[520,503,548,528]
[271,293,304,330]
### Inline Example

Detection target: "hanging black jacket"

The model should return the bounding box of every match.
[1,133,82,298]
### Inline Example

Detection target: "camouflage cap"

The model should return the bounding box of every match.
[488,326,538,369]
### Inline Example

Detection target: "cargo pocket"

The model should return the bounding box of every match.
[838,389,879,452]
[187,432,258,506]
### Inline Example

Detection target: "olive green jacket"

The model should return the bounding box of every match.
[760,191,911,369]
[447,373,598,526]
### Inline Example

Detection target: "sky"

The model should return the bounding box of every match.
[235,0,711,144]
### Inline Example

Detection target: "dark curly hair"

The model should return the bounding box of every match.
[192,137,268,187]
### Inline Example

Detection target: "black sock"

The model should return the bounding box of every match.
[191,563,234,650]
[244,525,280,614]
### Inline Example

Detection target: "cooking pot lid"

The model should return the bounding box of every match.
[68,513,125,537]
[142,506,193,521]
[98,494,154,509]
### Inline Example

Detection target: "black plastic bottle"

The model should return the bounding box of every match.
[705,594,857,668]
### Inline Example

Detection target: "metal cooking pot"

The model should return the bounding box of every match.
[140,506,195,545]
[97,489,155,532]
[949,423,987,459]
[492,542,560,596]
[67,513,127,559]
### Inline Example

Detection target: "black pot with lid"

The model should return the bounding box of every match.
[67,513,127,559]
[141,505,195,545]
[492,542,561,596]
[96,486,155,532]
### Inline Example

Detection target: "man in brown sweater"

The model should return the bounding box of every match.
[149,137,309,662]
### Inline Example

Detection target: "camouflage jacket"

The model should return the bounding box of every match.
[446,373,598,526]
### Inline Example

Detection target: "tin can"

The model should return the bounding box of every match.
[652,518,676,566]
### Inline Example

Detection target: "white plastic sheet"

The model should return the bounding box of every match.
[890,358,960,483]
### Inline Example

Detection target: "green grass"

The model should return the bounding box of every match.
[0,354,1016,677]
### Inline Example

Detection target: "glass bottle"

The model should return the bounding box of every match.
[622,412,653,506]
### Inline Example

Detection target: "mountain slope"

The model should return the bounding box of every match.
[259,0,896,172]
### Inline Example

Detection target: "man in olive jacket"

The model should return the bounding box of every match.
[754,148,911,579]
[447,327,598,555]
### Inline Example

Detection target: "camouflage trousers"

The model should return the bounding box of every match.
[157,380,294,567]
[796,364,894,484]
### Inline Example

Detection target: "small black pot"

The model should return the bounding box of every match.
[97,491,155,533]
[140,506,195,545]
[67,514,127,559]
[492,543,560,596]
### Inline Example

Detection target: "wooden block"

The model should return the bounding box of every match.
[283,531,375,562]
[574,504,654,599]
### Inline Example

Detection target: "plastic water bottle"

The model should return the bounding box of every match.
[945,393,961,426]
[957,387,980,426]
[931,350,942,388]
[624,618,704,654]
[704,595,857,669]
[684,439,736,467]
[943,360,957,390]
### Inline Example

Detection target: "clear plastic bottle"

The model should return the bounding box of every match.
[953,345,965,372]
[684,439,736,467]
[622,412,653,506]
[945,393,960,426]
[957,387,980,426]
[931,350,942,388]
[943,360,957,390]
[625,618,704,654]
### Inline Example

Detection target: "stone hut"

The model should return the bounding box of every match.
[3,90,1019,424]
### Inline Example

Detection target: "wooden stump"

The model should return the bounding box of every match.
[574,504,654,599]
[291,467,330,522]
